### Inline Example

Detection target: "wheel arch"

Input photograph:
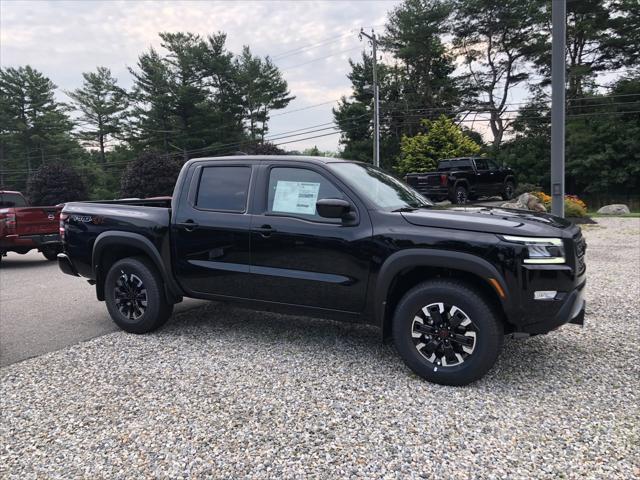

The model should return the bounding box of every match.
[92,231,182,303]
[375,249,511,340]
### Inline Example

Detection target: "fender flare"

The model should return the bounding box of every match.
[92,231,182,303]
[374,248,510,329]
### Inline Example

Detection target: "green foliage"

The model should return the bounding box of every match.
[397,115,481,175]
[241,142,286,155]
[26,162,87,204]
[452,0,542,148]
[120,152,182,198]
[67,67,128,163]
[0,66,87,191]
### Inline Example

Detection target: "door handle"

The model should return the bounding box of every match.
[177,220,199,232]
[255,224,275,237]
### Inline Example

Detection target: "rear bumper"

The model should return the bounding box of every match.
[0,233,60,249]
[57,253,79,277]
[414,186,449,199]
[519,281,586,334]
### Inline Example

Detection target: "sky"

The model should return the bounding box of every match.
[0,0,403,153]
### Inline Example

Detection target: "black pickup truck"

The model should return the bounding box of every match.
[58,155,586,386]
[405,157,517,204]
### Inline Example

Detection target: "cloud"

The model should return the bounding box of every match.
[1,0,398,151]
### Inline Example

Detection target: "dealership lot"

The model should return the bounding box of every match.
[1,218,639,479]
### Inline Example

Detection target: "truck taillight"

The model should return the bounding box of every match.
[59,212,68,240]
[440,174,448,186]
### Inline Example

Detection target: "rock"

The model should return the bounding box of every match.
[501,192,547,212]
[500,202,526,210]
[597,204,630,215]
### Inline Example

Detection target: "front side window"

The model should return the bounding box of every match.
[329,162,432,211]
[487,159,500,170]
[196,166,251,212]
[267,167,345,221]
[474,159,488,170]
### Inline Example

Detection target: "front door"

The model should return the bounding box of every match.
[172,162,255,298]
[473,158,493,196]
[249,163,372,313]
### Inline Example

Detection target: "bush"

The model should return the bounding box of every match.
[397,115,481,175]
[532,191,588,217]
[27,162,88,205]
[120,152,182,198]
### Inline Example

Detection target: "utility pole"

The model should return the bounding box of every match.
[551,0,566,217]
[360,28,380,168]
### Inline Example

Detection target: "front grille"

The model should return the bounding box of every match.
[574,231,587,275]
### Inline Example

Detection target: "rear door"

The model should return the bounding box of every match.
[248,162,372,313]
[172,161,255,298]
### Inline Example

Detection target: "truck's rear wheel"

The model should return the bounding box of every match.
[392,279,503,386]
[104,257,173,333]
[452,185,468,204]
[502,181,515,200]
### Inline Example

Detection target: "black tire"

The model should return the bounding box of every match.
[452,184,468,205]
[41,245,61,261]
[104,256,173,334]
[501,180,515,201]
[392,279,503,386]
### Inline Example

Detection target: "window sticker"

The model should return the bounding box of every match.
[272,181,321,215]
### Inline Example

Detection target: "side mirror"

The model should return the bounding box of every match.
[316,198,352,219]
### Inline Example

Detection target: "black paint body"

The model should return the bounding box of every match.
[405,157,516,201]
[60,156,586,337]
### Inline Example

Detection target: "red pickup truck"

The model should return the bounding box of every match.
[0,190,62,264]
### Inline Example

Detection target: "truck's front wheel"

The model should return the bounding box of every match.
[104,257,173,333]
[392,280,503,386]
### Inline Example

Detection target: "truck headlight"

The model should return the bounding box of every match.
[501,235,566,264]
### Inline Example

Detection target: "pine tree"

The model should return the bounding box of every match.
[67,67,128,164]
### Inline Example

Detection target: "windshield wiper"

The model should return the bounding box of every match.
[392,206,428,212]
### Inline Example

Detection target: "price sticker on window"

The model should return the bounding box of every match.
[272,181,321,215]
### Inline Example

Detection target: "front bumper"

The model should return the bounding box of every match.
[519,281,586,334]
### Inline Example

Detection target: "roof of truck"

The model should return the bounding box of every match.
[189,155,360,165]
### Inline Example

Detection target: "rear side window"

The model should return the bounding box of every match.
[452,159,473,171]
[0,193,27,208]
[196,166,251,212]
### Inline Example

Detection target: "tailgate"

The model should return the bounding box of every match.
[405,173,442,188]
[14,206,61,236]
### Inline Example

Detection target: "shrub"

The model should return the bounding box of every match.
[120,151,182,198]
[532,191,588,217]
[397,115,481,175]
[27,162,88,205]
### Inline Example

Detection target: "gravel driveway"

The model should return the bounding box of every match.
[1,217,639,479]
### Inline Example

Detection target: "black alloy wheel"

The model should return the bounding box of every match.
[114,271,148,320]
[104,256,173,333]
[392,279,503,386]
[502,181,515,201]
[455,185,468,204]
[411,302,477,367]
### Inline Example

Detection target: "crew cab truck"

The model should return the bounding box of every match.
[405,157,517,204]
[58,156,586,386]
[0,190,62,264]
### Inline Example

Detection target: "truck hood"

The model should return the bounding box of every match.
[401,206,578,238]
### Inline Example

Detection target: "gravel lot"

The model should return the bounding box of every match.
[1,217,639,479]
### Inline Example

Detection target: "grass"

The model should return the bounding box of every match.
[588,212,640,218]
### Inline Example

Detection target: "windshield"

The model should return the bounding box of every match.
[329,162,433,210]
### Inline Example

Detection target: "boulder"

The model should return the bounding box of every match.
[501,192,547,212]
[597,204,630,215]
